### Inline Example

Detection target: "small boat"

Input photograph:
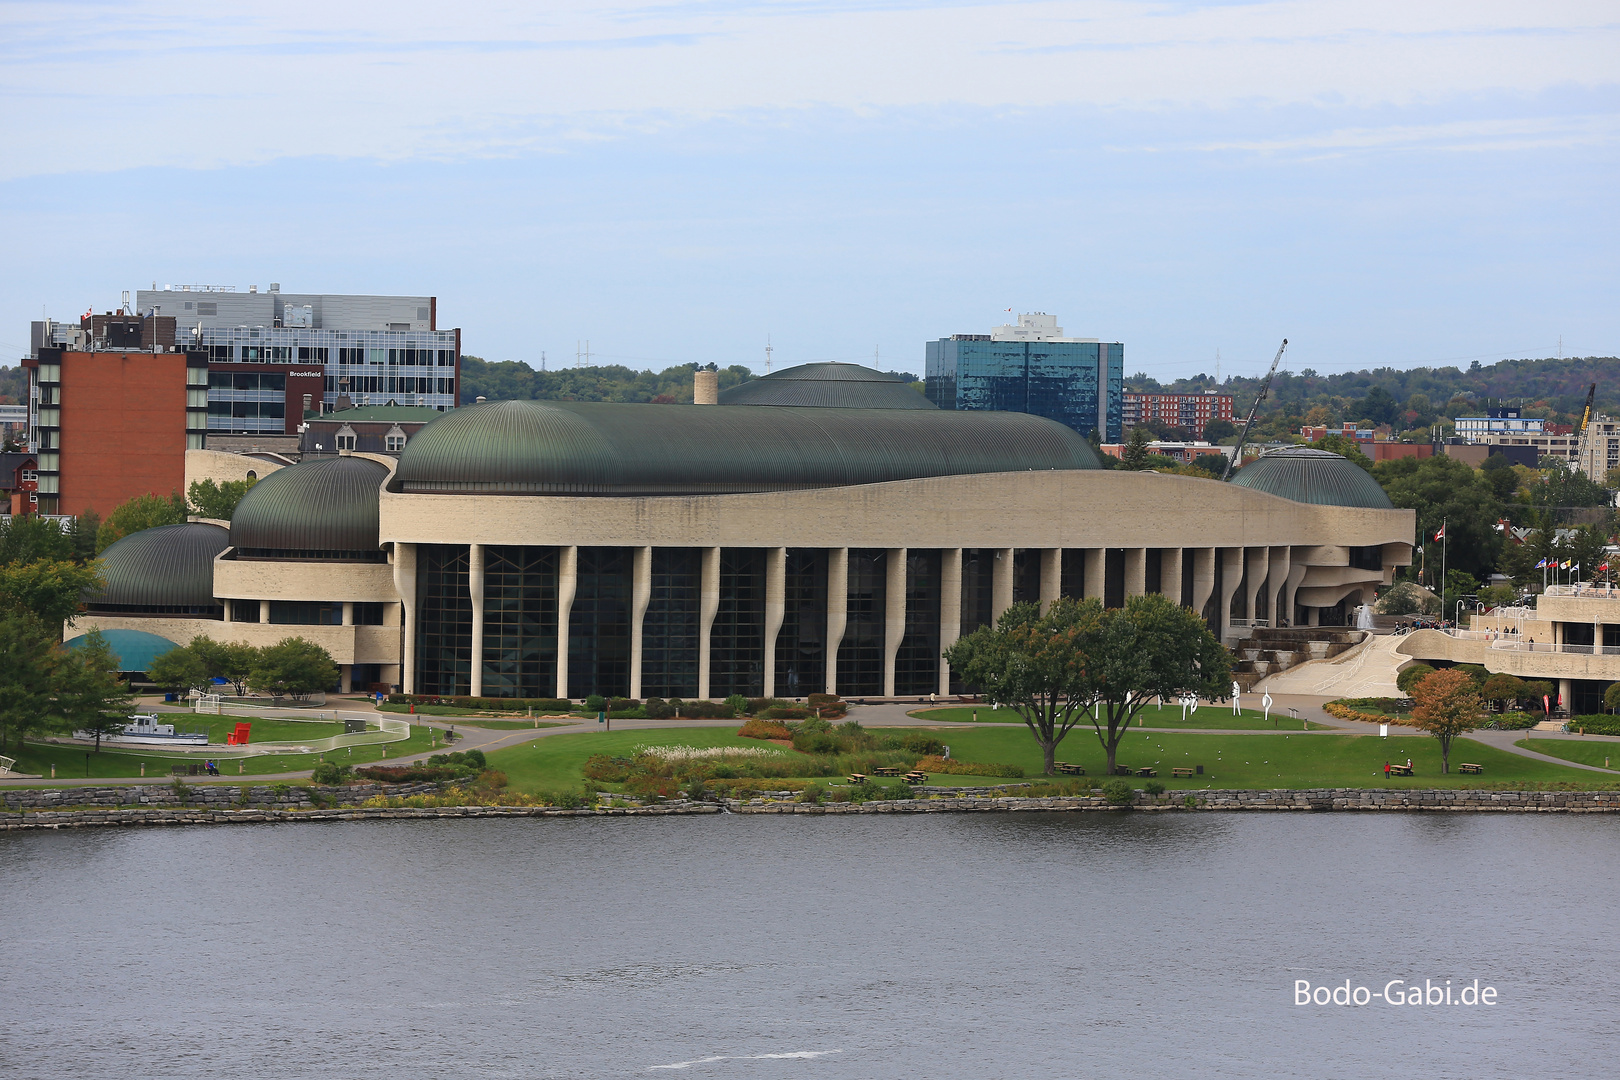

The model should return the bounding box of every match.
[76,714,210,746]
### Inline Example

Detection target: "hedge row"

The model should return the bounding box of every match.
[1567,714,1620,736]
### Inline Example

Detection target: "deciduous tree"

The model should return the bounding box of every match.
[189,637,259,696]
[943,599,1100,775]
[145,644,210,698]
[250,637,339,700]
[96,492,188,553]
[1079,594,1231,775]
[0,610,62,754]
[187,478,256,521]
[0,558,103,635]
[55,630,135,751]
[1410,668,1484,773]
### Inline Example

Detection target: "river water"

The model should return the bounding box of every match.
[2,813,1616,1079]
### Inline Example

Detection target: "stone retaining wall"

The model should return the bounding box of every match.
[2,787,1617,830]
[0,781,445,813]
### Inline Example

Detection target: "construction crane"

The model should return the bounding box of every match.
[1580,382,1596,432]
[1222,339,1288,481]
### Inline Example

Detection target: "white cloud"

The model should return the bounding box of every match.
[1,1,1616,176]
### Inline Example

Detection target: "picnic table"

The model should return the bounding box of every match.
[902,771,928,784]
[1055,762,1086,776]
[846,773,867,784]
[1457,763,1484,775]
[1135,767,1157,778]
[872,766,902,777]
[1112,765,1134,776]
[1171,767,1195,779]
[1388,764,1414,777]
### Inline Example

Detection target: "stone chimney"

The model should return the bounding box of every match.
[693,369,718,405]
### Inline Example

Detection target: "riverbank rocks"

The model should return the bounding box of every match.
[2,787,1618,829]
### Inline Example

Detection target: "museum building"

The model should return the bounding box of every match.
[70,368,1415,699]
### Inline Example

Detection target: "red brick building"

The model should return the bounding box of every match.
[23,314,208,516]
[1122,391,1234,437]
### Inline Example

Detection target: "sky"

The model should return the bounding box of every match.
[2,1,1617,381]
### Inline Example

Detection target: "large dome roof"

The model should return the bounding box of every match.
[230,455,389,556]
[89,522,228,611]
[393,399,1101,495]
[65,628,182,672]
[1228,446,1394,509]
[717,362,935,409]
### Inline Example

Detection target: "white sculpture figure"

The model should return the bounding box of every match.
[1262,692,1274,724]
[1232,680,1242,715]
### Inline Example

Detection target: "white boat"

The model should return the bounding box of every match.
[75,714,210,746]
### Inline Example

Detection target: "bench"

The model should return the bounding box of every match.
[1055,762,1085,775]
[1457,763,1484,775]
[0,755,14,776]
[872,766,902,777]
[1171,767,1195,779]
[1136,767,1157,778]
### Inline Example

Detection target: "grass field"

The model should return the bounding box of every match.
[449,720,573,731]
[907,704,1328,731]
[483,723,1608,794]
[7,724,436,780]
[1515,738,1620,772]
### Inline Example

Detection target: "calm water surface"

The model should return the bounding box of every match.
[2,813,1616,1079]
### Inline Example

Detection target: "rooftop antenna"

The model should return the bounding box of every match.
[765,335,773,374]
[1558,334,1563,359]
[541,350,546,372]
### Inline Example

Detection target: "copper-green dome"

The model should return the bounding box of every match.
[88,522,227,613]
[717,362,935,409]
[393,399,1100,495]
[230,455,388,557]
[1229,446,1393,509]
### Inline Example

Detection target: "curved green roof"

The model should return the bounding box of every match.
[393,399,1101,495]
[1229,446,1394,509]
[230,455,388,553]
[65,628,181,672]
[717,362,935,410]
[89,522,228,609]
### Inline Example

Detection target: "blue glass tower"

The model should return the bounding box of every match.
[925,314,1123,442]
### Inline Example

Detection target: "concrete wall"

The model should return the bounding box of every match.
[185,448,285,489]
[214,557,398,604]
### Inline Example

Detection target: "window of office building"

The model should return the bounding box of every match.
[642,549,701,699]
[483,546,558,699]
[837,549,886,697]
[960,548,994,636]
[711,548,765,699]
[776,548,827,697]
[568,548,631,700]
[269,600,344,625]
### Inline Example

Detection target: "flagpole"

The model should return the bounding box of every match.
[1441,518,1447,625]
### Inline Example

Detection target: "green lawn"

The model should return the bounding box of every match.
[7,724,436,780]
[1515,738,1620,772]
[486,727,819,792]
[483,723,1609,794]
[180,715,349,744]
[908,704,1328,731]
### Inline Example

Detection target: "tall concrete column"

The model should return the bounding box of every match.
[883,548,907,697]
[259,599,270,624]
[1040,548,1062,612]
[1218,547,1244,638]
[222,601,233,624]
[340,665,352,693]
[1284,559,1308,627]
[1559,678,1573,716]
[1191,547,1216,617]
[1307,607,1320,627]
[468,543,485,697]
[698,546,721,699]
[629,546,652,700]
[762,547,786,699]
[992,547,1014,623]
[1084,548,1105,601]
[1267,547,1290,628]
[1161,548,1184,605]
[1124,548,1147,599]
[939,548,963,697]
[556,545,577,700]
[341,601,354,626]
[392,542,417,694]
[1244,547,1270,624]
[825,548,849,697]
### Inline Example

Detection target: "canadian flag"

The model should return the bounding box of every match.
[1433,526,1446,541]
